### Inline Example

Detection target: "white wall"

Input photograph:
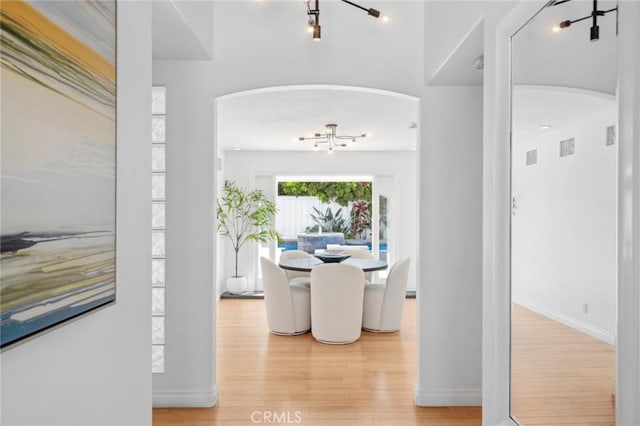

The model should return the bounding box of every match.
[151,62,218,407]
[512,106,618,343]
[152,0,488,408]
[416,86,484,405]
[423,1,515,84]
[0,3,152,425]
[222,150,417,293]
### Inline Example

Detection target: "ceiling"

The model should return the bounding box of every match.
[512,85,615,143]
[152,2,618,151]
[217,87,419,152]
[512,0,618,94]
[152,1,213,60]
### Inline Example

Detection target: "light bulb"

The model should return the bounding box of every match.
[552,26,560,33]
[382,16,390,23]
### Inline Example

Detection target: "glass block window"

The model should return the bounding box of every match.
[152,86,166,373]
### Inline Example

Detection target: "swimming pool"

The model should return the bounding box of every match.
[278,240,387,252]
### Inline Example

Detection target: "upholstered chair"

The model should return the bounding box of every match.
[279,249,313,287]
[260,257,311,335]
[310,263,365,344]
[340,248,374,283]
[362,257,411,333]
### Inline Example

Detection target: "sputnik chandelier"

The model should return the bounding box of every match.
[305,0,388,41]
[298,123,369,153]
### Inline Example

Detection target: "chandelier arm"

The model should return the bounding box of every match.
[335,135,365,139]
[300,136,329,141]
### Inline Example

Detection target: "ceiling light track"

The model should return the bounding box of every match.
[305,0,384,41]
[552,0,617,41]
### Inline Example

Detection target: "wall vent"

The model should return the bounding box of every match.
[526,149,537,165]
[606,125,616,146]
[560,138,575,157]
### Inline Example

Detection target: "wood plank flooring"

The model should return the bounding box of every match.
[511,304,615,426]
[153,300,615,425]
[153,299,481,426]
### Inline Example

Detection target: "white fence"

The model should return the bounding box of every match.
[276,196,352,240]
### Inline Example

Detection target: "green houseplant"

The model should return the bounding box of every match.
[217,181,278,293]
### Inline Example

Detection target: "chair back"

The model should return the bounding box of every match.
[380,257,411,330]
[310,263,365,344]
[280,250,312,280]
[342,249,373,259]
[261,257,296,333]
[341,249,374,281]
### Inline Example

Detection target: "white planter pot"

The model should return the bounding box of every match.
[226,276,248,294]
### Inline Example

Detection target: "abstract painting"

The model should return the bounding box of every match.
[1,1,116,349]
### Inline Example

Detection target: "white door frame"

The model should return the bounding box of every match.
[482,1,640,425]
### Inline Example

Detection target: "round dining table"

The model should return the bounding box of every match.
[278,256,388,273]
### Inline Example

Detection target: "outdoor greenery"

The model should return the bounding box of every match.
[278,181,379,240]
[304,202,372,240]
[278,181,372,206]
[217,181,278,277]
[349,200,371,239]
[305,206,350,234]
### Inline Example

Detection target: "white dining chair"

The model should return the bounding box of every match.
[260,257,311,335]
[310,263,365,344]
[341,248,374,283]
[362,257,411,333]
[279,250,312,287]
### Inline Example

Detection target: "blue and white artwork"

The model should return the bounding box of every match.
[1,0,117,348]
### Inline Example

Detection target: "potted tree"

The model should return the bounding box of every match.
[217,181,278,294]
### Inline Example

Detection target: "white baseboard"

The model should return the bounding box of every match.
[414,386,482,406]
[513,300,615,345]
[153,385,219,407]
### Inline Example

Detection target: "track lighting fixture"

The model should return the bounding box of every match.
[551,0,617,41]
[305,0,385,41]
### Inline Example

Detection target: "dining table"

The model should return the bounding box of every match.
[278,256,388,273]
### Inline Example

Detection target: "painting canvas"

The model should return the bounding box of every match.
[1,1,116,349]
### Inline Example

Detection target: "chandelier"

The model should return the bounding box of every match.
[306,0,388,41]
[298,123,368,154]
[551,0,617,41]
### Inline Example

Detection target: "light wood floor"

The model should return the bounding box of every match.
[153,300,615,425]
[153,299,481,426]
[511,304,615,426]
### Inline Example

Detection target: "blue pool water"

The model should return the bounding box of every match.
[279,240,387,252]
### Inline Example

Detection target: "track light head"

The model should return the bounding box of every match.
[559,20,571,28]
[310,1,384,39]
[367,8,380,18]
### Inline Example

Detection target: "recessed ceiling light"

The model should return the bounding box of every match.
[540,125,552,130]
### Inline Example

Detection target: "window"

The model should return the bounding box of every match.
[151,86,166,373]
